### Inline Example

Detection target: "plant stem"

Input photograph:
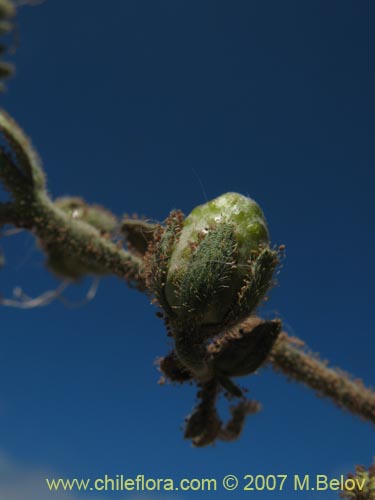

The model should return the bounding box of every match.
[270,333,375,425]
[31,192,146,289]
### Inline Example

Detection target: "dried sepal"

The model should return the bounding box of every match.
[158,351,192,383]
[219,400,261,442]
[210,318,282,378]
[173,327,212,380]
[121,217,158,256]
[184,381,262,447]
[184,381,222,447]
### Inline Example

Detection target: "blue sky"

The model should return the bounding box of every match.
[0,1,374,498]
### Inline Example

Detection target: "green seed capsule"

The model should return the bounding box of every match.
[163,192,275,328]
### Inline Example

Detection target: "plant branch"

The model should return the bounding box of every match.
[0,188,146,289]
[1,108,374,440]
[32,193,145,288]
[0,110,146,289]
[270,332,375,425]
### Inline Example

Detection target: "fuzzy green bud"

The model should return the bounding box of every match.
[164,192,276,328]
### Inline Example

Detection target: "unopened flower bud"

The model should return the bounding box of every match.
[163,192,277,329]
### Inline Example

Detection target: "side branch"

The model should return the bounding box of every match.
[0,110,146,289]
[31,193,146,288]
[270,333,375,425]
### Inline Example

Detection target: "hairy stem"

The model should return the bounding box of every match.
[30,192,145,289]
[270,333,375,425]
